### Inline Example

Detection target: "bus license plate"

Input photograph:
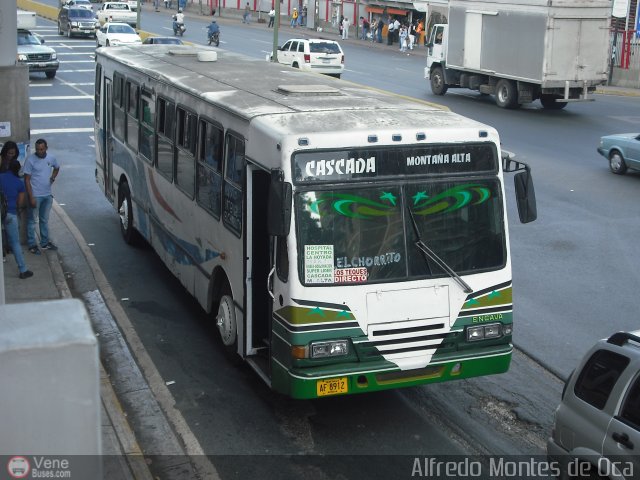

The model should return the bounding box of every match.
[317,377,348,396]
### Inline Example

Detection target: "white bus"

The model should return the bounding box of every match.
[94,45,536,399]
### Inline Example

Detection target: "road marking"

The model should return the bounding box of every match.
[31,128,94,134]
[55,52,97,55]
[31,95,93,100]
[59,60,96,64]
[31,112,93,118]
[58,69,96,72]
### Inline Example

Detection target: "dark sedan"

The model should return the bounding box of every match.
[142,36,184,45]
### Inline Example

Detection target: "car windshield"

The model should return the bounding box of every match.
[17,31,41,46]
[70,8,94,18]
[295,180,505,285]
[108,24,135,34]
[309,42,341,54]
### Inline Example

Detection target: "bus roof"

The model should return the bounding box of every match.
[96,45,491,136]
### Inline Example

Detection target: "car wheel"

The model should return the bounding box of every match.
[58,22,63,35]
[216,294,238,357]
[45,71,56,79]
[96,37,101,47]
[67,27,72,39]
[430,66,448,95]
[292,62,300,69]
[609,151,628,175]
[540,94,568,110]
[495,79,519,109]
[105,39,110,46]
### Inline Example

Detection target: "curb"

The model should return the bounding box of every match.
[48,208,154,480]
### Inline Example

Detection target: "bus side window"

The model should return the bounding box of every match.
[94,64,102,123]
[196,119,222,218]
[156,97,175,181]
[112,72,126,142]
[222,134,244,236]
[175,107,196,199]
[125,80,139,153]
[139,89,154,163]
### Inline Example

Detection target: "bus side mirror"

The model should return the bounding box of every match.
[514,170,537,224]
[267,169,292,236]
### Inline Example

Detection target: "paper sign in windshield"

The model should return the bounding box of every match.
[305,245,334,284]
[334,268,368,283]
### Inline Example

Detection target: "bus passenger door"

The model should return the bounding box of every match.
[246,167,273,375]
[102,79,114,202]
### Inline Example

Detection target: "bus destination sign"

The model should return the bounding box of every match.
[293,143,498,184]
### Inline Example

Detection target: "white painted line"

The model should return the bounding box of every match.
[31,95,93,100]
[29,84,54,87]
[31,128,95,134]
[31,112,93,118]
[56,52,97,56]
[58,69,96,72]
[59,60,96,64]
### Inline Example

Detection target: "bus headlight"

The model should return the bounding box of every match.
[310,340,349,358]
[466,323,504,342]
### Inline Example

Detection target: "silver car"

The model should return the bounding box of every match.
[17,29,59,79]
[547,331,640,479]
[597,133,640,175]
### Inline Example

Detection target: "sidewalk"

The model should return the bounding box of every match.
[2,215,153,480]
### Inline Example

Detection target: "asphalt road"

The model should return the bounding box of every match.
[20,5,640,476]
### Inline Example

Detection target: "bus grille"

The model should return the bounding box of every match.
[356,319,457,359]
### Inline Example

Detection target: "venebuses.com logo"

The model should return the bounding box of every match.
[7,456,30,479]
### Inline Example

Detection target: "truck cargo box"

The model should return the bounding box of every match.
[445,0,610,88]
[17,10,37,30]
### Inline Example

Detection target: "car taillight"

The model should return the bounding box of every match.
[341,55,344,64]
[304,54,310,63]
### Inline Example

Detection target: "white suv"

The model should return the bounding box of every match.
[547,331,640,479]
[274,38,344,79]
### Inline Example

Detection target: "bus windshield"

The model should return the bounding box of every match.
[295,179,505,286]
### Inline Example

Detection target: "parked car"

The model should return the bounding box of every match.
[17,29,59,79]
[142,36,183,45]
[62,0,93,10]
[96,2,137,27]
[597,133,640,175]
[272,38,344,78]
[96,22,141,47]
[58,7,99,38]
[547,331,640,479]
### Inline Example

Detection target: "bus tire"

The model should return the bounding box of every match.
[118,182,138,245]
[495,79,518,109]
[430,66,448,95]
[216,294,238,355]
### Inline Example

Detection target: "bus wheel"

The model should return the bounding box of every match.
[118,182,137,245]
[216,295,238,354]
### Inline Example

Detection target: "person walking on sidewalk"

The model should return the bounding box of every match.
[360,16,369,40]
[24,138,60,255]
[267,7,275,27]
[0,165,33,279]
[341,16,349,39]
[290,8,298,27]
[242,2,251,23]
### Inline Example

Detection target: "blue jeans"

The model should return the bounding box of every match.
[27,195,53,248]
[4,213,27,273]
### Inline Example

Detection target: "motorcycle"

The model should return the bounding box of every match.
[172,15,186,36]
[208,31,220,46]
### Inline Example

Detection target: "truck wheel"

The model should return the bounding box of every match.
[540,94,567,110]
[609,151,627,175]
[495,79,518,109]
[45,71,56,79]
[430,66,448,95]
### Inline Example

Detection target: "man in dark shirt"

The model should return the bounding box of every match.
[0,166,33,279]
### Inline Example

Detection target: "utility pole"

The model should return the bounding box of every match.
[271,0,280,62]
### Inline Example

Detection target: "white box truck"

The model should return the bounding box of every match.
[424,0,611,109]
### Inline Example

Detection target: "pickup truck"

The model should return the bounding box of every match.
[96,2,137,27]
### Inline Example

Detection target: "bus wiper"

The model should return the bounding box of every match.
[407,206,473,294]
